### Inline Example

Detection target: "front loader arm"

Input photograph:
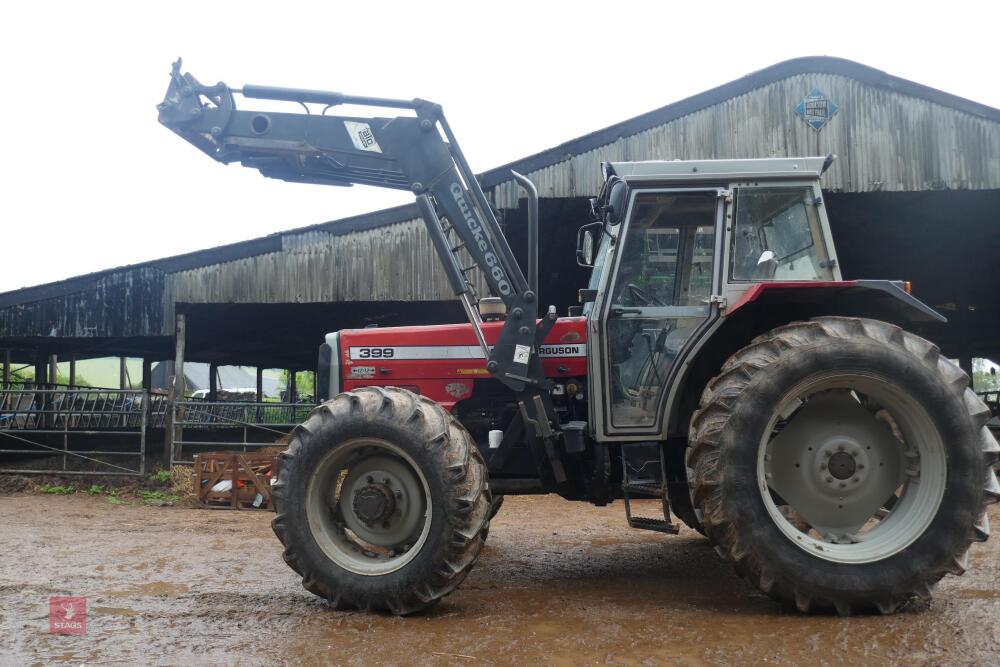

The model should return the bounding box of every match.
[158,59,551,395]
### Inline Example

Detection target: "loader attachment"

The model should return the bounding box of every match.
[157,59,567,490]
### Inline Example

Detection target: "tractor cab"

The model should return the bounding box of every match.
[580,157,840,440]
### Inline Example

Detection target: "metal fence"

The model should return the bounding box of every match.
[0,388,151,476]
[169,401,312,465]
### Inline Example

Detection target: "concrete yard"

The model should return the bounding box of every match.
[1,493,998,666]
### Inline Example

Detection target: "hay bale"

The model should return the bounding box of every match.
[169,465,196,500]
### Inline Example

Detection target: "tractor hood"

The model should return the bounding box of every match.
[329,317,588,410]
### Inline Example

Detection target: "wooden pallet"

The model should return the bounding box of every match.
[194,451,277,510]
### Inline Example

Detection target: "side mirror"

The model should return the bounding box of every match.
[605,180,628,225]
[576,221,603,267]
[582,231,595,265]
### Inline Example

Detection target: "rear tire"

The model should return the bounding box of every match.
[688,317,999,614]
[271,386,491,615]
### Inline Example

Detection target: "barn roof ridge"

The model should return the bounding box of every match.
[478,55,1000,188]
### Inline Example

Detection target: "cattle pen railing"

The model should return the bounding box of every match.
[168,400,312,465]
[0,387,159,476]
[1,386,316,474]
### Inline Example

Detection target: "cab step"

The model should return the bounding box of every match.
[627,516,679,534]
[622,482,664,497]
[620,443,678,534]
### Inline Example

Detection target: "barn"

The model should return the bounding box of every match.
[2,55,997,411]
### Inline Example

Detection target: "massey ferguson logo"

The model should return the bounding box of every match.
[450,183,511,295]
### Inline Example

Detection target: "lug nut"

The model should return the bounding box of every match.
[826,476,833,483]
[820,463,827,470]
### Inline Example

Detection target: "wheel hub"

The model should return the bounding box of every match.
[765,393,903,537]
[815,437,870,491]
[307,441,431,576]
[352,483,396,525]
[759,380,947,564]
[827,451,856,480]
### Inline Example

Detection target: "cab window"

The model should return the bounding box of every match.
[612,192,717,307]
[730,187,833,281]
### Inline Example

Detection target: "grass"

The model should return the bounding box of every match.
[35,484,76,495]
[28,468,188,506]
[140,489,181,505]
[149,470,172,484]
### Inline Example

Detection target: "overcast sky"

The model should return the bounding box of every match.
[1,1,997,293]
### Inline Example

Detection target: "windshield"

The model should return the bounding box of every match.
[730,187,834,281]
[583,229,613,315]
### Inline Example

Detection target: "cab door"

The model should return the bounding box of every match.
[587,188,725,440]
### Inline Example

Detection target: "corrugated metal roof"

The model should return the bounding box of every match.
[479,56,1000,192]
[487,69,1000,206]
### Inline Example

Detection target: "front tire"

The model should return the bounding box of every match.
[688,317,999,614]
[272,387,491,615]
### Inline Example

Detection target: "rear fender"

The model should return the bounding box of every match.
[726,280,945,323]
[666,280,945,435]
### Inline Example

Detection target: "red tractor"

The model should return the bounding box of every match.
[159,62,998,616]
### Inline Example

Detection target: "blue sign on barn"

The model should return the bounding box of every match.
[795,88,839,130]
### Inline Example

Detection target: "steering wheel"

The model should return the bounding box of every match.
[626,283,666,307]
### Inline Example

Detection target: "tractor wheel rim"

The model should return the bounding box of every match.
[757,372,946,564]
[307,438,431,576]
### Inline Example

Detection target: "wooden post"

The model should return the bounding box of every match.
[165,313,186,468]
[69,354,77,388]
[34,351,48,427]
[34,354,46,389]
[209,363,218,402]
[2,349,10,390]
[288,370,297,425]
[119,357,128,389]
[141,358,151,393]
[48,355,58,428]
[255,367,264,423]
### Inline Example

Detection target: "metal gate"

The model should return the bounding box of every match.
[0,386,155,476]
[169,400,311,465]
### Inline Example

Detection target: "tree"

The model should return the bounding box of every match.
[973,358,1000,392]
[276,370,316,402]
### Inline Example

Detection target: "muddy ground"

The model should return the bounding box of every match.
[0,494,997,667]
